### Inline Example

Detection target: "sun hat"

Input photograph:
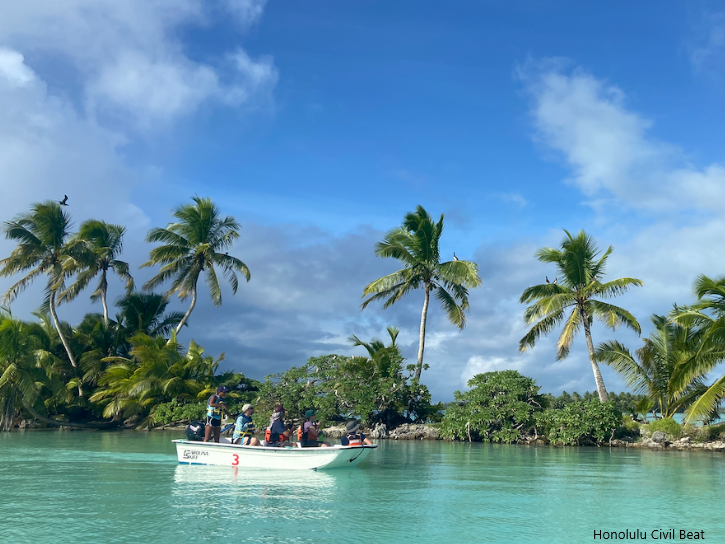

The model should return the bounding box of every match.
[274,403,285,412]
[242,404,254,413]
[345,420,361,433]
[304,409,316,418]
[216,386,230,393]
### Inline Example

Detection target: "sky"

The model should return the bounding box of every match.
[2,1,725,401]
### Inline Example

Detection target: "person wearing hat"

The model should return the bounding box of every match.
[264,403,292,446]
[204,386,232,443]
[233,404,260,446]
[340,420,372,447]
[297,410,331,448]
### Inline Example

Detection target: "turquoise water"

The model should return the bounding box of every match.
[1,431,724,543]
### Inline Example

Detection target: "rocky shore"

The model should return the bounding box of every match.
[608,431,725,451]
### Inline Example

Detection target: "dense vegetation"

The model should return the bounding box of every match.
[441,370,623,445]
[253,329,441,429]
[0,202,723,437]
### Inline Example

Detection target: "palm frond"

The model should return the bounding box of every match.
[519,309,566,353]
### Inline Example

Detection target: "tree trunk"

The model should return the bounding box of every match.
[414,284,430,381]
[25,405,120,429]
[175,282,197,336]
[0,389,17,431]
[580,307,608,402]
[49,290,83,397]
[101,279,109,326]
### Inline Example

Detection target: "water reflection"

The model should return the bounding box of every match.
[172,464,373,534]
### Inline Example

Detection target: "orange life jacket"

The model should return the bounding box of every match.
[265,428,280,444]
[298,422,319,441]
[346,433,363,446]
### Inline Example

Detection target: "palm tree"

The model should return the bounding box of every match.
[596,315,709,418]
[0,310,45,430]
[0,202,83,388]
[349,326,403,380]
[361,206,481,381]
[93,333,222,426]
[62,220,134,325]
[519,230,642,402]
[142,196,251,336]
[116,292,184,337]
[670,275,725,422]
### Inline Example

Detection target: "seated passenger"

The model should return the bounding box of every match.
[233,404,260,446]
[341,420,372,446]
[297,410,331,448]
[264,404,291,447]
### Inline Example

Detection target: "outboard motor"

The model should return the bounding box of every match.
[185,420,205,441]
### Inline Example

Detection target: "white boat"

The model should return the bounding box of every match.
[173,439,377,470]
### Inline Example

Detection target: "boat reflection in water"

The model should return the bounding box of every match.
[172,464,373,525]
[174,464,337,489]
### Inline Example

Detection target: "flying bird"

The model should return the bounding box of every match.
[59,195,68,206]
[453,252,459,261]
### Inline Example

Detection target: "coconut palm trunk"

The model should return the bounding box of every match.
[175,283,197,336]
[49,290,83,396]
[1,389,17,431]
[99,271,109,325]
[580,307,608,402]
[415,284,431,381]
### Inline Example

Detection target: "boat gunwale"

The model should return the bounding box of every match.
[172,439,377,455]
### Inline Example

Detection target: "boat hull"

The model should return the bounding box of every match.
[173,440,375,470]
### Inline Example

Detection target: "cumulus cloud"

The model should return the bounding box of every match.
[0,49,142,225]
[0,0,277,127]
[518,59,725,214]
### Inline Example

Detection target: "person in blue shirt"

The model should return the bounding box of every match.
[340,420,372,446]
[204,386,231,443]
[233,404,260,446]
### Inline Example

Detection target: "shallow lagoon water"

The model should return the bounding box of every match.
[1,431,723,543]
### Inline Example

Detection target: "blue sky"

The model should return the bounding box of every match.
[2,1,725,400]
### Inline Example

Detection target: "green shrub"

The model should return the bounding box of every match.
[150,400,205,426]
[440,370,545,443]
[646,418,682,439]
[614,415,642,440]
[702,422,725,441]
[543,400,621,445]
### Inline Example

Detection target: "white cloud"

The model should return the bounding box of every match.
[0,49,142,226]
[519,60,725,214]
[0,0,277,127]
[223,0,268,27]
[0,48,35,87]
[462,355,527,384]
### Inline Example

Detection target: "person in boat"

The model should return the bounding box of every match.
[233,404,260,446]
[264,404,292,447]
[341,420,372,446]
[204,386,231,443]
[297,410,331,448]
